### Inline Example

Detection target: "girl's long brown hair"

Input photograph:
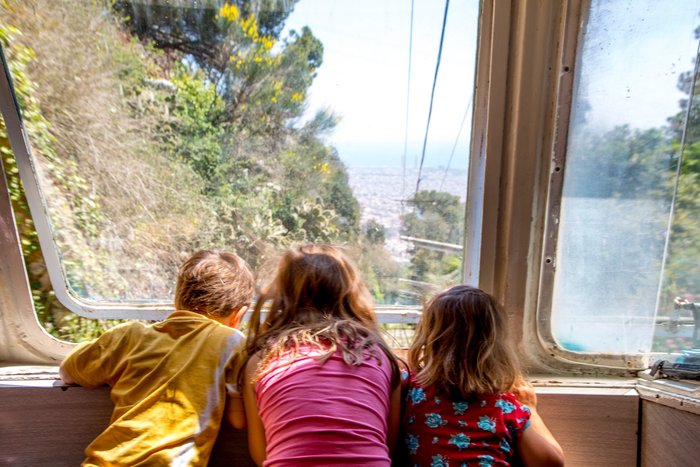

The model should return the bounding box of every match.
[408,285,520,398]
[242,244,399,385]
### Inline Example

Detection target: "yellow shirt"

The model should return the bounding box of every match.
[62,310,244,466]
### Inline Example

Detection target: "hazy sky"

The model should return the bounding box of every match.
[576,1,700,131]
[283,0,478,169]
[282,0,700,168]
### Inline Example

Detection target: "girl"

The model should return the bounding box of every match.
[403,285,564,467]
[240,244,402,466]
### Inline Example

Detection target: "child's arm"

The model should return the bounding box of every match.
[225,392,246,429]
[58,360,77,385]
[512,379,565,467]
[519,407,565,467]
[242,354,267,467]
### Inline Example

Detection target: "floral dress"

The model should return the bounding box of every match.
[402,377,531,467]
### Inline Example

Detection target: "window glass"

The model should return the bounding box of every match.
[552,0,700,354]
[0,0,478,338]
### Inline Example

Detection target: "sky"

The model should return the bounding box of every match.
[282,0,479,169]
[281,0,700,168]
[576,1,700,132]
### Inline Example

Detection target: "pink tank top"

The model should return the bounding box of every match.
[256,345,393,466]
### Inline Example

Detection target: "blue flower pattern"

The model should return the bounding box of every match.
[477,416,496,433]
[425,413,448,428]
[408,387,427,405]
[453,401,468,415]
[448,433,471,451]
[406,433,420,454]
[499,440,511,453]
[494,398,516,414]
[405,383,530,466]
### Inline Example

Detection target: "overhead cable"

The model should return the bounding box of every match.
[401,0,415,206]
[439,94,473,191]
[414,0,450,196]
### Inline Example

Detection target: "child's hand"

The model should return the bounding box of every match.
[510,375,537,408]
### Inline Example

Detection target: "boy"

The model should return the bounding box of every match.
[59,250,255,466]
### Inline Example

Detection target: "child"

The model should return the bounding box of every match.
[59,250,255,466]
[240,244,402,466]
[403,285,564,467]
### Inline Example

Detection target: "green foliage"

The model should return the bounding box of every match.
[0,19,126,340]
[167,64,226,194]
[365,219,386,245]
[566,125,674,199]
[0,0,398,345]
[402,190,464,244]
[400,190,464,291]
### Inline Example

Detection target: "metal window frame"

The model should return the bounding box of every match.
[467,0,645,374]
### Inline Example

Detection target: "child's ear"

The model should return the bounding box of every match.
[227,305,249,328]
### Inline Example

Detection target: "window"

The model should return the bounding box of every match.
[5,0,697,371]
[0,0,479,341]
[549,0,700,359]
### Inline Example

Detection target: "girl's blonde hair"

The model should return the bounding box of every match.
[243,244,399,384]
[408,285,520,398]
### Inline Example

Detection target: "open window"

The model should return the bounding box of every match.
[0,0,479,345]
[2,0,698,373]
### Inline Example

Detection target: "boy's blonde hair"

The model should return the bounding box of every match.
[244,244,399,385]
[409,285,520,398]
[174,250,255,318]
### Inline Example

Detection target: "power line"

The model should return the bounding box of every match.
[401,0,415,212]
[415,0,450,196]
[439,95,473,191]
[654,34,700,319]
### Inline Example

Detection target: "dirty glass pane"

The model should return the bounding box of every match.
[552,0,700,354]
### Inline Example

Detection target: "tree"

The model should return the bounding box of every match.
[111,0,298,76]
[400,190,464,289]
[365,220,386,245]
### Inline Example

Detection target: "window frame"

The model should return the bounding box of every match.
[0,0,650,371]
[0,43,173,322]
[465,0,644,374]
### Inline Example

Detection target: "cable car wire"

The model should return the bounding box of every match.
[654,35,700,319]
[401,0,415,213]
[439,94,473,191]
[415,0,450,196]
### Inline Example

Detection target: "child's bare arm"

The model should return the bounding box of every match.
[519,408,565,467]
[243,355,267,467]
[225,392,246,429]
[512,379,565,467]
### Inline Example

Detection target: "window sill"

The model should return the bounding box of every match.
[637,371,700,415]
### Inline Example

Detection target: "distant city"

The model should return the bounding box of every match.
[347,167,467,260]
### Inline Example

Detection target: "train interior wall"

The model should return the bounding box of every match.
[2,373,699,466]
